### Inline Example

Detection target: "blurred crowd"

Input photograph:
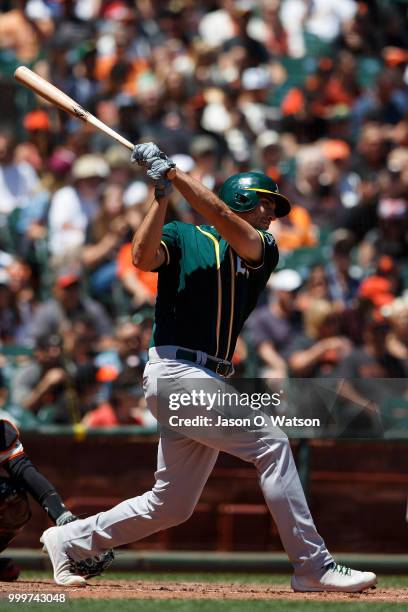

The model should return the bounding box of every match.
[0,0,407,430]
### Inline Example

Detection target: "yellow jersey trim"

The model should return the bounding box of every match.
[160,240,170,265]
[244,230,265,270]
[225,248,235,360]
[197,226,221,357]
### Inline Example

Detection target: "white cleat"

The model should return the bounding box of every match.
[291,562,377,593]
[40,526,86,587]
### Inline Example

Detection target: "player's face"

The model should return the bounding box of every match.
[239,196,277,230]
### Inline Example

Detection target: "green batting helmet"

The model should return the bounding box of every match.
[219,172,291,218]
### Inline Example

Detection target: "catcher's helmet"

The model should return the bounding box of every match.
[219,171,291,218]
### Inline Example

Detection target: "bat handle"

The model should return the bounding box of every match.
[167,167,177,180]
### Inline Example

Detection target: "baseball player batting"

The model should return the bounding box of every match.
[41,143,376,592]
[0,418,113,581]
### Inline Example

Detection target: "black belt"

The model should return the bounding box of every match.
[176,348,234,378]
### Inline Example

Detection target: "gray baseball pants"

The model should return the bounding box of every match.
[60,347,333,576]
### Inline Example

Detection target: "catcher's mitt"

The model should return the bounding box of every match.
[58,511,115,578]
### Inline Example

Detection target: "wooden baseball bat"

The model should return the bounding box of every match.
[14,66,176,178]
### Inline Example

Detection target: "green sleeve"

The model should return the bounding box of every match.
[245,230,279,275]
[154,221,181,270]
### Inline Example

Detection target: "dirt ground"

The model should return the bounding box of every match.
[0,579,407,602]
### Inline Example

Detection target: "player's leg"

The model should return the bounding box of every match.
[47,432,218,562]
[151,360,376,591]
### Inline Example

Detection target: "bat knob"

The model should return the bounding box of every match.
[167,167,177,180]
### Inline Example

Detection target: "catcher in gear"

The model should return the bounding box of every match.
[0,418,114,581]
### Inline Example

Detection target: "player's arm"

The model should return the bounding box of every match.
[0,420,73,524]
[172,170,263,265]
[131,195,168,271]
[131,142,178,272]
[131,142,262,266]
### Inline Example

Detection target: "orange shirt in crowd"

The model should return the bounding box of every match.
[94,57,149,96]
[83,403,119,428]
[117,243,158,297]
[270,205,317,252]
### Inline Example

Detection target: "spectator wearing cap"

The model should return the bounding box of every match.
[256,131,283,180]
[28,267,112,342]
[189,136,220,191]
[104,145,134,185]
[48,154,109,265]
[60,314,100,367]
[358,196,408,267]
[238,67,275,136]
[246,269,303,378]
[167,155,202,224]
[358,274,396,312]
[320,138,365,227]
[11,334,67,415]
[284,146,340,227]
[115,185,158,313]
[82,367,153,429]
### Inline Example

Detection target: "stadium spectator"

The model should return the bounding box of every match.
[288,300,351,378]
[82,367,153,429]
[246,269,303,378]
[11,334,67,415]
[284,146,340,227]
[382,296,408,373]
[81,181,129,299]
[358,197,408,267]
[335,315,407,435]
[280,0,357,58]
[297,265,330,309]
[0,130,40,215]
[0,268,29,346]
[28,268,112,342]
[48,154,109,265]
[325,229,360,308]
[0,2,54,63]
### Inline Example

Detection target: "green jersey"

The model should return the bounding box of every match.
[151,221,279,361]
